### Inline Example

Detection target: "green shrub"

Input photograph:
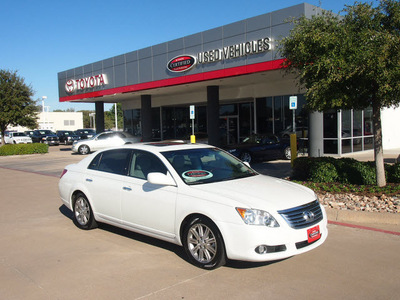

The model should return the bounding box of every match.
[309,161,339,183]
[292,156,379,185]
[292,157,312,181]
[387,163,400,183]
[0,143,48,156]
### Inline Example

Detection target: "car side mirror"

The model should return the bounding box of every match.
[147,172,176,186]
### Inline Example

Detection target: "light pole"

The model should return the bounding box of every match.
[114,103,118,131]
[42,96,47,129]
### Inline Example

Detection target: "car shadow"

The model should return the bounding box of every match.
[59,204,288,270]
[58,205,187,261]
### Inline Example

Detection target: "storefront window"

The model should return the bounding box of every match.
[324,108,374,155]
[323,110,338,154]
[239,103,253,140]
[152,108,161,140]
[323,110,338,139]
[353,110,363,137]
[364,107,373,136]
[162,107,191,140]
[274,96,283,133]
[123,109,141,137]
[256,97,273,134]
[220,104,237,116]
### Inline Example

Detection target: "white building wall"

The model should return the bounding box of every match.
[7,112,84,132]
[382,106,400,149]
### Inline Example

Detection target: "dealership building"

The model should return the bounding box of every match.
[58,3,400,156]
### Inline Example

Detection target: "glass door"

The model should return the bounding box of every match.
[219,116,239,145]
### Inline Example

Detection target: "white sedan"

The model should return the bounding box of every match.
[59,142,327,269]
[71,131,141,154]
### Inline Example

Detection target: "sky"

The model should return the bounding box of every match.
[1,0,364,112]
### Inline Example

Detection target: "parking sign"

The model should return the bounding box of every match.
[289,96,297,110]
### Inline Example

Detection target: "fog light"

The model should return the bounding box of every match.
[255,244,287,254]
[255,245,268,254]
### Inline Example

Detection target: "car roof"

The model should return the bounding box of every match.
[117,141,214,154]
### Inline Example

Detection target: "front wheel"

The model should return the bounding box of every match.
[78,144,90,155]
[183,217,226,270]
[73,193,97,230]
[284,146,294,160]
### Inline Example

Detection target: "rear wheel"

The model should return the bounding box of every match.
[78,144,90,155]
[240,152,252,163]
[73,193,97,230]
[183,217,226,270]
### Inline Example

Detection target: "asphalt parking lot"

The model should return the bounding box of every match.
[0,145,399,299]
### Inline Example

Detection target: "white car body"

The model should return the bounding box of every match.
[71,131,141,154]
[59,143,327,268]
[4,132,33,144]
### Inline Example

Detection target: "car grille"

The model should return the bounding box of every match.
[278,200,323,229]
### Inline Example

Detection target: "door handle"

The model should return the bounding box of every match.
[86,178,93,182]
[123,186,132,191]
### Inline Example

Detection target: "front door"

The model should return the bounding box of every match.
[219,116,239,146]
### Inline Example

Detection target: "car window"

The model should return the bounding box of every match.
[162,148,257,185]
[129,151,167,180]
[97,133,109,140]
[89,149,132,176]
[88,153,102,170]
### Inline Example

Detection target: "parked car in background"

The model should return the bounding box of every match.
[59,142,327,269]
[72,131,141,154]
[24,130,34,138]
[224,134,292,163]
[75,129,96,140]
[56,130,80,145]
[279,125,308,139]
[31,130,60,145]
[4,132,32,144]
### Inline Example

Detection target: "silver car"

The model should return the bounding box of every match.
[72,131,141,154]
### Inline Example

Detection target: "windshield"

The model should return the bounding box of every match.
[162,148,257,185]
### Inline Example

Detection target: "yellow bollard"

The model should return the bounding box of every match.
[290,133,297,167]
[190,135,196,144]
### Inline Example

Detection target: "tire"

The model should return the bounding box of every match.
[284,146,291,160]
[239,152,252,163]
[73,193,97,230]
[183,217,226,270]
[78,144,90,155]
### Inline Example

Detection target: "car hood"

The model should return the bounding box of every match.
[189,174,316,211]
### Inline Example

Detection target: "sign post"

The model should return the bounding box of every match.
[289,96,298,166]
[190,105,196,143]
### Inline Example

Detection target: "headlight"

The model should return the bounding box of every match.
[236,208,279,227]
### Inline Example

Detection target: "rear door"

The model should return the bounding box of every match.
[84,149,132,224]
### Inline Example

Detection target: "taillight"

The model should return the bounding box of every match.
[60,169,68,178]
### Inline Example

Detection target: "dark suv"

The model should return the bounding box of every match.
[56,130,80,145]
[31,130,60,145]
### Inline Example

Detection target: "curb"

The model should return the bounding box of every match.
[325,207,400,225]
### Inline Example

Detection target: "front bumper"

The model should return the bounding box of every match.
[217,208,328,262]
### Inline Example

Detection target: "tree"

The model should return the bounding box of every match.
[0,69,38,145]
[279,0,400,187]
[105,103,123,130]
